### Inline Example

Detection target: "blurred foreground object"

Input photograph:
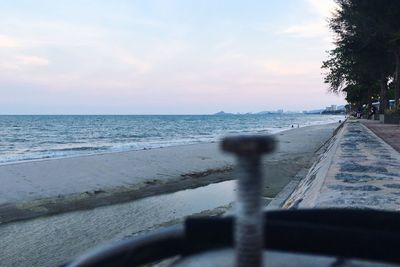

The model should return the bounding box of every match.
[222,136,276,267]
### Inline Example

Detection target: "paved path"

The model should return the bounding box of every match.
[285,121,400,210]
[362,120,400,152]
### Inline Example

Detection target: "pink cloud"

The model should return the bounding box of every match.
[16,55,49,66]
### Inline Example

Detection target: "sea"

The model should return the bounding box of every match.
[0,114,344,164]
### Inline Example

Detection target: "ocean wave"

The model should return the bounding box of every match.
[0,114,345,164]
[42,145,111,152]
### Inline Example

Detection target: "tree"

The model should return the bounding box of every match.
[385,1,400,107]
[322,0,399,113]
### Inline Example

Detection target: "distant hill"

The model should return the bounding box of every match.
[213,111,234,115]
[256,111,276,114]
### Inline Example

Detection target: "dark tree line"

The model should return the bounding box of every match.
[322,0,400,114]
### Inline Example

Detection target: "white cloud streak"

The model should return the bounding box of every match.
[282,22,326,37]
[281,0,338,38]
[307,0,339,18]
[0,35,20,47]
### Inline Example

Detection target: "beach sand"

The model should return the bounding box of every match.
[0,122,341,267]
[0,122,340,223]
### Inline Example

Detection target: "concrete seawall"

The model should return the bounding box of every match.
[283,120,400,210]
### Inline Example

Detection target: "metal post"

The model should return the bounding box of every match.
[222,136,276,267]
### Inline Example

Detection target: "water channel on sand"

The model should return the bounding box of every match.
[0,180,253,267]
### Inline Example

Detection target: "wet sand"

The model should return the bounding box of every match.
[0,122,341,223]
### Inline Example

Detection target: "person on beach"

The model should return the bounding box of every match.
[368,106,376,120]
[356,107,362,119]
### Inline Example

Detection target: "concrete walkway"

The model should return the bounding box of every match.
[285,120,400,210]
[362,120,400,152]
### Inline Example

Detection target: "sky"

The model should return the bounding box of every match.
[0,0,345,114]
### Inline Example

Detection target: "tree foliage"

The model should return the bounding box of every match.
[322,0,400,113]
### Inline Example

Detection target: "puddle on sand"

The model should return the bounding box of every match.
[109,180,238,238]
[141,180,237,216]
[0,181,237,267]
[80,179,238,238]
[1,179,278,267]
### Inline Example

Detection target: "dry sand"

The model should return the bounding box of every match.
[0,122,341,223]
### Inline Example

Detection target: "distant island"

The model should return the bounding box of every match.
[213,105,346,115]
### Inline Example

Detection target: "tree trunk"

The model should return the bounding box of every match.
[367,86,372,108]
[379,72,388,114]
[394,48,400,109]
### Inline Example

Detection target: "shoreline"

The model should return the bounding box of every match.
[0,122,342,224]
[0,116,345,166]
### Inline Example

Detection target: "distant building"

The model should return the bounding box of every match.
[321,104,345,114]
